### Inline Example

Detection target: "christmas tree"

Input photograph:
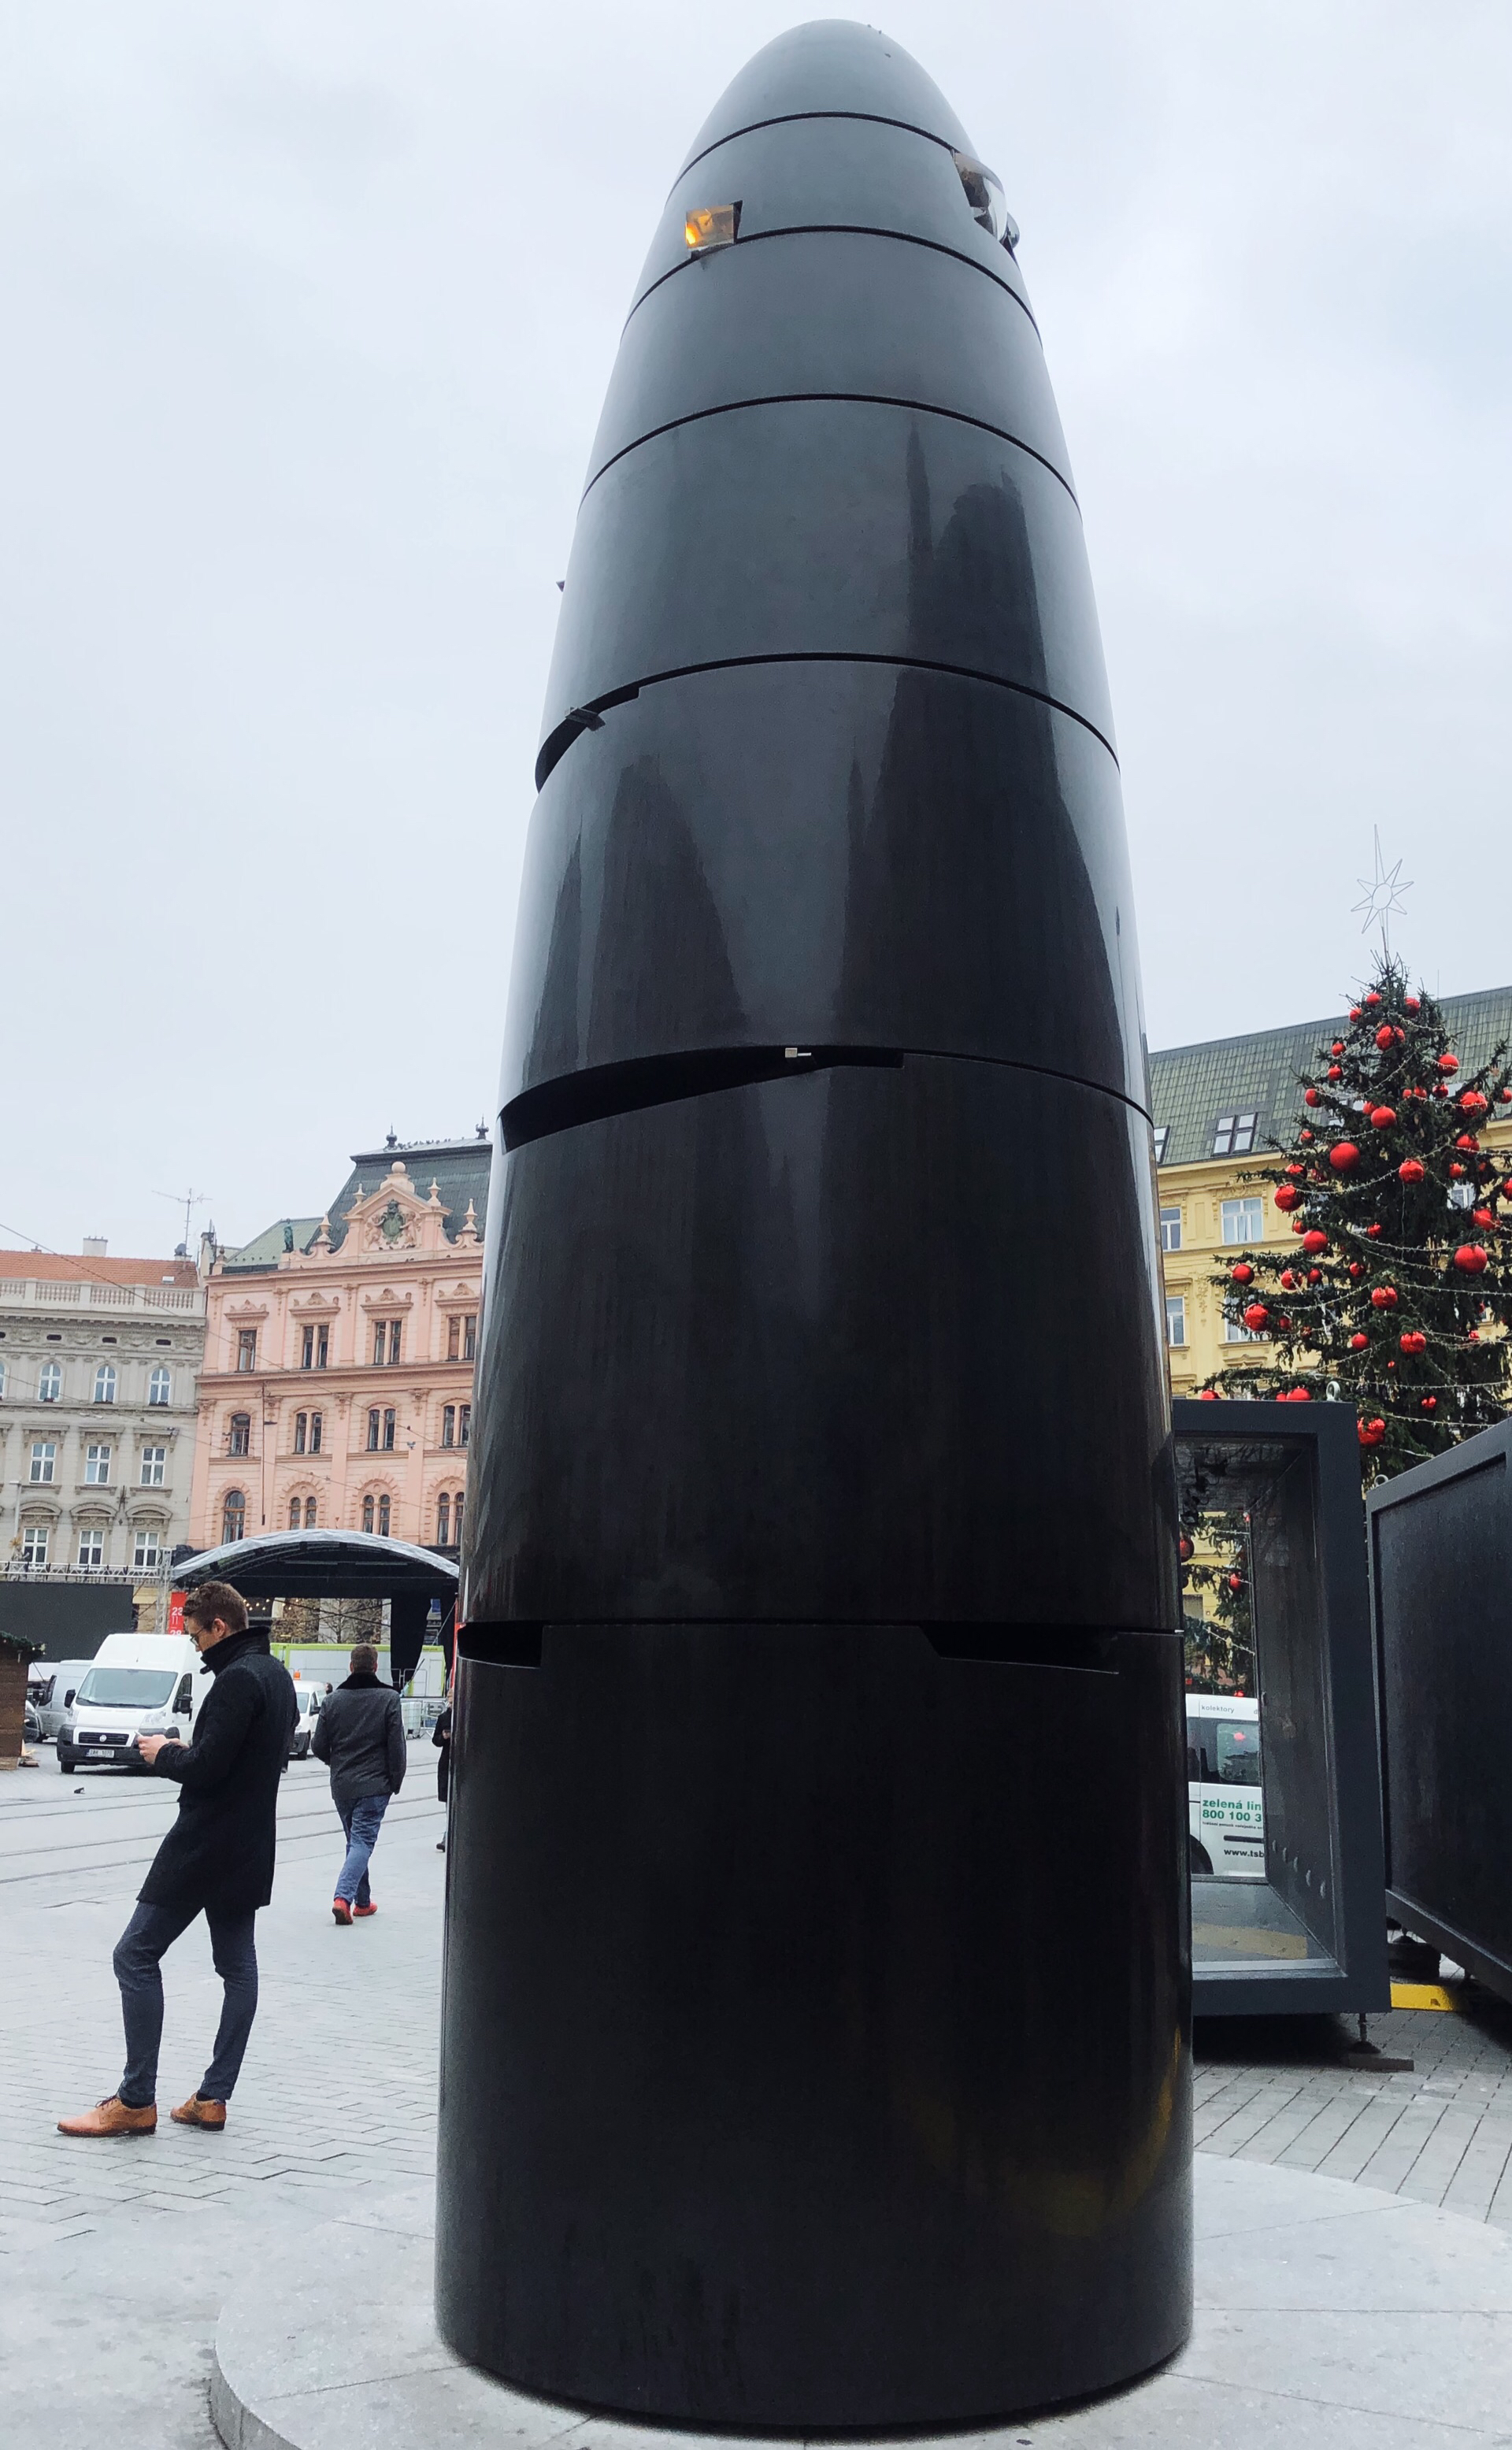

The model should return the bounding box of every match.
[1202,954,1512,1479]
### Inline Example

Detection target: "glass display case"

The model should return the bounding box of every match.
[1173,1399,1389,2015]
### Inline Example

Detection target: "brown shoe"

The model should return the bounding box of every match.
[57,2095,157,2138]
[170,2094,227,2130]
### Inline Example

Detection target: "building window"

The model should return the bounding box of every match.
[1224,1315,1261,1344]
[1221,1195,1265,1246]
[453,1488,464,1544]
[309,1411,322,1455]
[294,1412,308,1454]
[441,1404,455,1449]
[304,1496,317,1529]
[301,1322,329,1369]
[447,1314,461,1360]
[1165,1294,1187,1348]
[1213,1113,1259,1157]
[1448,1182,1476,1210]
[148,1365,171,1406]
[463,1314,476,1362]
[458,1404,470,1448]
[228,1412,251,1457]
[140,1446,166,1487]
[93,1362,117,1403]
[1152,1126,1170,1165]
[21,1523,50,1566]
[0,1359,6,1399]
[289,1496,302,1529]
[391,1320,402,1365]
[133,1529,161,1571]
[362,1493,375,1532]
[222,1489,246,1542]
[77,1526,105,1567]
[373,1320,402,1366]
[84,1443,112,1485]
[367,1408,380,1451]
[436,1492,450,1545]
[1159,1207,1182,1253]
[236,1329,258,1370]
[29,1441,56,1484]
[378,1493,391,1536]
[39,1361,61,1403]
[382,1408,396,1451]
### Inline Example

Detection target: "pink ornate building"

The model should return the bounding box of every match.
[189,1137,491,1555]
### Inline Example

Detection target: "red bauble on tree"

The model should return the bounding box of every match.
[1349,1332,1369,1350]
[1230,1262,1253,1284]
[1329,1142,1359,1172]
[1370,1285,1399,1309]
[1454,1245,1489,1275]
[1369,1105,1397,1129]
[1399,1331,1427,1355]
[1242,1303,1270,1331]
[1274,1184,1303,1213]
[1398,1158,1425,1184]
[1301,1229,1328,1254]
[1304,1087,1321,1106]
[1438,1054,1459,1075]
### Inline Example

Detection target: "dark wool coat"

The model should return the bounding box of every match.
[311,1672,407,1810]
[139,1632,298,1914]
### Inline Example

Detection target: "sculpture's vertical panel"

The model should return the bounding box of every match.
[439,20,1189,2422]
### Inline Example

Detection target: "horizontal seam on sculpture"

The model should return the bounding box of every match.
[503,1047,1153,1142]
[464,1618,1182,1634]
[673,109,967,188]
[560,652,1118,766]
[627,226,1038,335]
[580,395,1079,509]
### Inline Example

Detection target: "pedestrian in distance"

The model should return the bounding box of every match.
[57,1581,297,2139]
[313,1643,406,1924]
[432,1699,452,1851]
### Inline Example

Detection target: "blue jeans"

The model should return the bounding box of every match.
[335,1793,390,1904]
[113,1900,258,2109]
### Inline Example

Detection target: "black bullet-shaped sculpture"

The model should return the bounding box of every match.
[439,20,1190,2426]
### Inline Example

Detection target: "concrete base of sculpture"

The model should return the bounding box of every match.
[209,2159,1512,2450]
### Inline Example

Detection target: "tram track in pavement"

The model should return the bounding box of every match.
[0,1805,447,1888]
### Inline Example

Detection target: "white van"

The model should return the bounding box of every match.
[57,1633,211,1774]
[27,1659,100,1743]
[1186,1692,1265,1877]
[288,1681,325,1759]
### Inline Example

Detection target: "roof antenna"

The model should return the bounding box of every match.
[154,1186,211,1259]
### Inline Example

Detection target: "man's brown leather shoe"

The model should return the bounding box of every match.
[170,2094,227,2130]
[57,2095,156,2137]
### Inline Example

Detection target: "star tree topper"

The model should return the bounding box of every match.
[1351,828,1413,957]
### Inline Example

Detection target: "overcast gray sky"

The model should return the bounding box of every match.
[5,2,1510,1257]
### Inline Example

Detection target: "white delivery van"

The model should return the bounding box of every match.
[57,1633,211,1774]
[27,1659,99,1742]
[1186,1692,1265,1877]
[288,1681,324,1759]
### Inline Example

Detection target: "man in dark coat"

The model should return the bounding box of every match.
[57,1581,297,2138]
[312,1643,406,1924]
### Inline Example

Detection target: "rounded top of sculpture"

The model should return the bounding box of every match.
[676,20,974,175]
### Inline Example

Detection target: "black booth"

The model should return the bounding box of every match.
[1368,1416,1512,2006]
[1173,1399,1389,2018]
[176,1529,457,1689]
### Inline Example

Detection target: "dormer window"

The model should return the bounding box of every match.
[1213,1113,1258,1157]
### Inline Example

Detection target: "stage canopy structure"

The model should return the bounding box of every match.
[176,1529,458,1688]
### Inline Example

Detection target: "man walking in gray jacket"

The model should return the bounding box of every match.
[312,1645,406,1926]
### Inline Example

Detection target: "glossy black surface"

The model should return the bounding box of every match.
[449,20,1187,2421]
[1369,1420,1512,2003]
[633,115,1032,321]
[467,1055,1173,1630]
[436,1627,1191,2426]
[544,401,1111,757]
[506,665,1146,1108]
[595,232,1060,488]
[675,20,973,169]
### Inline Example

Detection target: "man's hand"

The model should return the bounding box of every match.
[137,1734,173,1766]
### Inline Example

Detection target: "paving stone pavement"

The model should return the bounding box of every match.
[4,1744,1511,2445]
